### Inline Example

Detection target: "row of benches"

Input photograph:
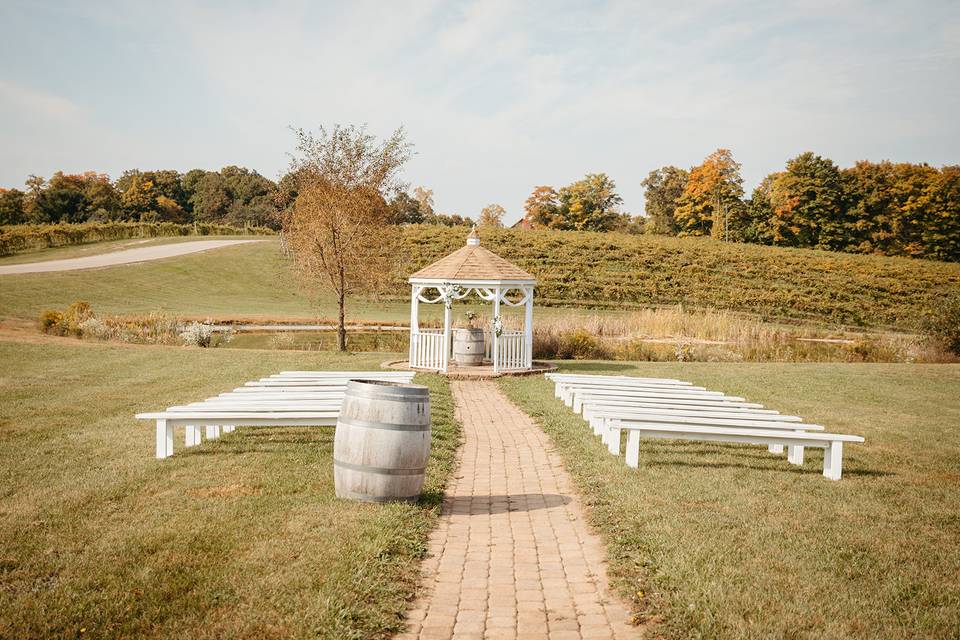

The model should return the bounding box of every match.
[136,371,415,458]
[546,373,864,480]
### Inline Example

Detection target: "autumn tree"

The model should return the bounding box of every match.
[523,186,560,228]
[284,124,412,350]
[478,203,506,228]
[641,166,688,234]
[523,174,623,231]
[766,152,845,249]
[674,149,744,238]
[413,186,435,217]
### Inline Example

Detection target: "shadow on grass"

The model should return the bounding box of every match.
[553,361,638,373]
[640,456,892,478]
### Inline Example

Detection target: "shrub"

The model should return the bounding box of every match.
[178,321,232,348]
[0,221,275,257]
[62,300,94,336]
[924,294,960,355]
[38,309,65,335]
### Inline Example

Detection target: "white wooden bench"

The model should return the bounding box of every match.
[609,419,864,480]
[136,371,414,458]
[547,373,864,479]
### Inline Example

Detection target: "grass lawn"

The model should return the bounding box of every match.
[500,362,960,639]
[0,239,642,328]
[0,340,460,639]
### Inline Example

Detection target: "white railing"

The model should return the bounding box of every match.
[496,330,526,371]
[410,329,445,370]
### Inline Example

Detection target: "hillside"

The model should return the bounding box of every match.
[400,226,960,329]
[0,227,957,331]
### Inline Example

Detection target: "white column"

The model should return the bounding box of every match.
[442,295,451,373]
[409,285,419,367]
[492,287,501,373]
[524,286,534,369]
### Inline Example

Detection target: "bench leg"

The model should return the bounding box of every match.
[787,445,804,465]
[185,425,200,447]
[606,426,621,455]
[823,442,843,480]
[768,444,784,454]
[155,419,173,459]
[205,425,220,439]
[625,431,640,468]
[223,425,234,433]
[589,417,603,436]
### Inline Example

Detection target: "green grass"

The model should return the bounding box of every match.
[0,340,461,639]
[499,362,960,639]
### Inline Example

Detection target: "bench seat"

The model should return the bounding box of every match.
[610,420,864,480]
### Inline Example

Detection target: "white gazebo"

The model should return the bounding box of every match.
[408,228,536,374]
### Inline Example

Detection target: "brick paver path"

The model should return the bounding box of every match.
[399,381,641,640]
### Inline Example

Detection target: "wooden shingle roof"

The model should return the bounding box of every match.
[409,230,535,282]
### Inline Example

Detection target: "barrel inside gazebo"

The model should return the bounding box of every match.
[407,228,536,374]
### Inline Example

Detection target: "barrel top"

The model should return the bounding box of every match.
[345,379,429,399]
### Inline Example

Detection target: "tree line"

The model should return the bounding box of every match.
[640,150,960,262]
[521,152,959,262]
[0,167,495,231]
[0,167,286,228]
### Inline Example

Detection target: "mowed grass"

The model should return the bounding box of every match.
[0,239,634,327]
[500,362,960,639]
[0,340,461,639]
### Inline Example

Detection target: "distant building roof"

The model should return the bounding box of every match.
[409,228,535,283]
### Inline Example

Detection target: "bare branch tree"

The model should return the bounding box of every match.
[284,125,412,350]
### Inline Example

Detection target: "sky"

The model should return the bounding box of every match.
[1,0,958,224]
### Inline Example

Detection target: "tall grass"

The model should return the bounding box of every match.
[522,307,956,363]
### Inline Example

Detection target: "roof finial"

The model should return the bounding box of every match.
[466,225,480,246]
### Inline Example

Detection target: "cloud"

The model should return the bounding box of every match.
[0,0,958,221]
[0,80,83,123]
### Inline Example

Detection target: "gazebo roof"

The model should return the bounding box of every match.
[409,228,535,283]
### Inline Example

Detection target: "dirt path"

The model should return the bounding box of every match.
[400,381,641,640]
[0,239,265,275]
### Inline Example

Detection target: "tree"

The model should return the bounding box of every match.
[35,188,87,223]
[386,191,424,224]
[557,173,623,231]
[766,152,844,249]
[523,175,624,232]
[0,189,26,225]
[523,186,560,228]
[674,149,744,238]
[413,186,435,217]
[190,172,231,222]
[478,203,505,228]
[284,124,412,351]
[641,166,688,235]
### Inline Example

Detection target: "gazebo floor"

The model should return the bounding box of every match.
[382,359,557,379]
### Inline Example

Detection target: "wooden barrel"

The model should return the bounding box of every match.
[452,328,485,366]
[333,379,431,502]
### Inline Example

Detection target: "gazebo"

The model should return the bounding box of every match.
[407,228,536,374]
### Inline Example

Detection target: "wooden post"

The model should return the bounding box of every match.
[409,285,419,367]
[524,285,534,369]
[492,287,501,373]
[442,295,451,373]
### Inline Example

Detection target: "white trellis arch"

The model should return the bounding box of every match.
[407,228,536,373]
